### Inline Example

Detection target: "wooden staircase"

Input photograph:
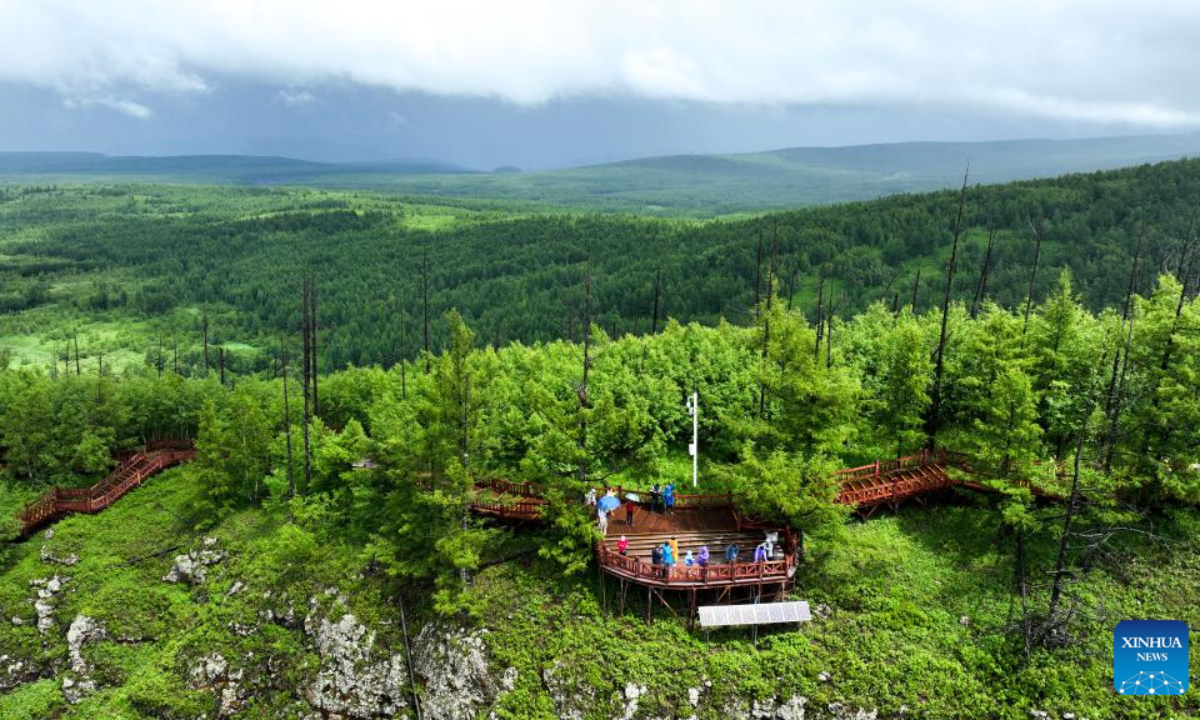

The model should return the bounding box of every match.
[835,449,959,516]
[19,440,195,536]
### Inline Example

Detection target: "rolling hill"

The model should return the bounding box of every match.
[3,132,1200,215]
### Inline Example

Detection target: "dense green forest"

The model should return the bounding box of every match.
[1,160,1199,718]
[2,269,1198,716]
[2,159,1199,377]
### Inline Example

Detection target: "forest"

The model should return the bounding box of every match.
[1,159,1199,376]
[1,161,1199,718]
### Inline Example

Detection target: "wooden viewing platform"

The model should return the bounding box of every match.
[596,497,798,623]
[19,439,195,536]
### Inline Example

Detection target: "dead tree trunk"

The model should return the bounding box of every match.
[73,329,81,375]
[910,268,922,311]
[399,308,408,402]
[814,270,826,361]
[753,226,764,322]
[421,239,431,374]
[577,270,593,484]
[280,341,295,500]
[1102,229,1144,470]
[651,267,662,335]
[758,229,779,418]
[785,261,800,312]
[971,224,997,319]
[1022,215,1043,338]
[301,277,313,494]
[926,165,969,449]
[202,314,210,378]
[310,277,319,416]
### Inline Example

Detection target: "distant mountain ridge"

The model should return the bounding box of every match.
[0,151,469,180]
[4,133,1200,214]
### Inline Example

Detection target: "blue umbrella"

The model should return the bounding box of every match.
[598,495,621,512]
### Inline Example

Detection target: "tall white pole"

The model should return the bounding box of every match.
[688,391,698,488]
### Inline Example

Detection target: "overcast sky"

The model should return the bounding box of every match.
[1,0,1198,168]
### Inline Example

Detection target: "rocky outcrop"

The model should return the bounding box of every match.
[164,537,226,584]
[30,574,70,634]
[40,545,79,566]
[717,696,878,720]
[412,624,507,720]
[62,614,106,704]
[542,659,600,720]
[189,653,245,718]
[303,609,408,718]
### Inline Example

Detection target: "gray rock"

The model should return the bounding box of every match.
[413,623,506,720]
[62,614,106,704]
[32,575,69,635]
[303,611,408,718]
[40,545,79,566]
[163,541,226,584]
[189,653,245,718]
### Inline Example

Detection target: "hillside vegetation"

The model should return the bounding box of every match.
[2,159,1200,375]
[1,275,1198,717]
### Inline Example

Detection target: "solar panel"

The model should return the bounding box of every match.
[697,601,811,628]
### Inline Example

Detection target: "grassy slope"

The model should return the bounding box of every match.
[2,469,1197,719]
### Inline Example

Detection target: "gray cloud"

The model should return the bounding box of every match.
[275,89,317,107]
[0,0,1197,129]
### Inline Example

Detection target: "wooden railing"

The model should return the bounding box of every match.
[19,442,195,535]
[476,477,540,498]
[597,542,793,586]
[471,498,544,520]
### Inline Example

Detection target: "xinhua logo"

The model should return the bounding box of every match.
[1114,620,1189,695]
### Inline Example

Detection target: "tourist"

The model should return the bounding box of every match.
[625,496,636,526]
[684,549,695,567]
[724,542,739,564]
[753,542,768,563]
[661,542,675,579]
[598,509,608,534]
[650,483,662,513]
[585,487,597,507]
[651,544,662,576]
[668,535,679,562]
[663,482,675,515]
[617,535,629,556]
[697,545,710,567]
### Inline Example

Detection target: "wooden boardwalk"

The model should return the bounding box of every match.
[19,440,195,536]
[834,448,958,517]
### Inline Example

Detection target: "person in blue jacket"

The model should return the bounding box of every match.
[663,482,675,515]
[661,542,675,579]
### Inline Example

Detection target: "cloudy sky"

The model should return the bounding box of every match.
[1,0,1198,168]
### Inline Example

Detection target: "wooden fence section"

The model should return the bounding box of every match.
[19,440,195,536]
[835,448,959,512]
[597,542,795,589]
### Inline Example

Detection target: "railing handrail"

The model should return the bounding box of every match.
[18,443,195,535]
[596,542,792,585]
